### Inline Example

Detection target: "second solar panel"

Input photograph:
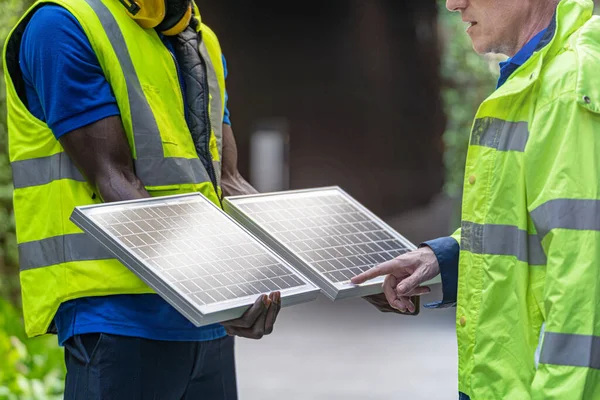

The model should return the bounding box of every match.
[224,187,433,300]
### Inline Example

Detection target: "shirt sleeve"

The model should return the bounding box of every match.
[421,236,460,309]
[19,5,120,139]
[221,53,231,125]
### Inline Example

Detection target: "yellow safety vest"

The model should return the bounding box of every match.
[3,0,227,337]
[453,0,600,398]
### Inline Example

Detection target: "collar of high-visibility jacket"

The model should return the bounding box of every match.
[497,11,557,88]
[488,0,592,99]
[497,29,547,88]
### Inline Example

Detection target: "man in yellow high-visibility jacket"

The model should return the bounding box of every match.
[4,0,281,397]
[353,0,600,398]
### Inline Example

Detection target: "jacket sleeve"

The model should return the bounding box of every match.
[450,227,461,245]
[526,93,600,399]
[422,235,460,308]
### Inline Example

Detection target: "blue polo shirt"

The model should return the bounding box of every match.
[19,5,230,344]
[425,24,551,309]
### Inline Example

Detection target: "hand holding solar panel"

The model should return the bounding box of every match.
[71,187,439,327]
[351,247,441,314]
[221,292,281,339]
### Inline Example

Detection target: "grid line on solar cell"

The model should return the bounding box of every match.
[89,200,304,306]
[235,192,409,283]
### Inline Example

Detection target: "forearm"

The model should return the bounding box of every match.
[95,169,150,202]
[59,116,150,203]
[221,172,258,197]
[221,123,258,196]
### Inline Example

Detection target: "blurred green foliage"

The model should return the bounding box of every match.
[0,0,22,306]
[437,0,501,200]
[0,299,64,399]
[1,1,66,398]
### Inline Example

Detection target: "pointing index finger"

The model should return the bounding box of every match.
[351,258,403,284]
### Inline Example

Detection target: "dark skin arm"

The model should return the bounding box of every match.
[220,124,259,197]
[218,123,282,338]
[61,116,279,339]
[59,116,150,202]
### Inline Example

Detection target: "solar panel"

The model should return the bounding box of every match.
[224,187,432,300]
[70,193,320,327]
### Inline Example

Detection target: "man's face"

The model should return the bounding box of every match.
[446,0,531,55]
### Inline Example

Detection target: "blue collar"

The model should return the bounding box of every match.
[497,27,548,88]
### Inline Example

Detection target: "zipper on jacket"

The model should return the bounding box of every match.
[164,34,220,204]
[162,33,221,205]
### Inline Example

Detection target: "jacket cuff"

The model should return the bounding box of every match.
[420,237,459,309]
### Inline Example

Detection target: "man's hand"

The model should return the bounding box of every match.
[363,293,421,315]
[221,292,281,339]
[352,247,440,313]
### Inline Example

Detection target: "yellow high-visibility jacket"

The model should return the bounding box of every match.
[453,0,600,398]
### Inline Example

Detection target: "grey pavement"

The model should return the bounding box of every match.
[236,289,458,400]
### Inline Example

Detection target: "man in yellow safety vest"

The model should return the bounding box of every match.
[4,0,280,397]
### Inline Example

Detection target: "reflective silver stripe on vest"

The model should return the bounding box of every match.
[84,0,162,158]
[19,233,114,271]
[84,0,213,186]
[137,157,211,186]
[198,41,223,187]
[461,221,547,265]
[530,199,600,239]
[470,118,529,152]
[540,332,600,369]
[11,153,84,188]
[11,153,211,188]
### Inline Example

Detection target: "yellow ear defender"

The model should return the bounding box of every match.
[119,0,192,36]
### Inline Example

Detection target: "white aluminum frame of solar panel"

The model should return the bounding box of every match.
[224,187,440,301]
[70,193,320,327]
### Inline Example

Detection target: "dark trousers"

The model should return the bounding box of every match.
[64,333,237,400]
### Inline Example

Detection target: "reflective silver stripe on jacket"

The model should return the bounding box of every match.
[530,199,600,239]
[540,331,600,369]
[461,221,547,265]
[471,118,529,152]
